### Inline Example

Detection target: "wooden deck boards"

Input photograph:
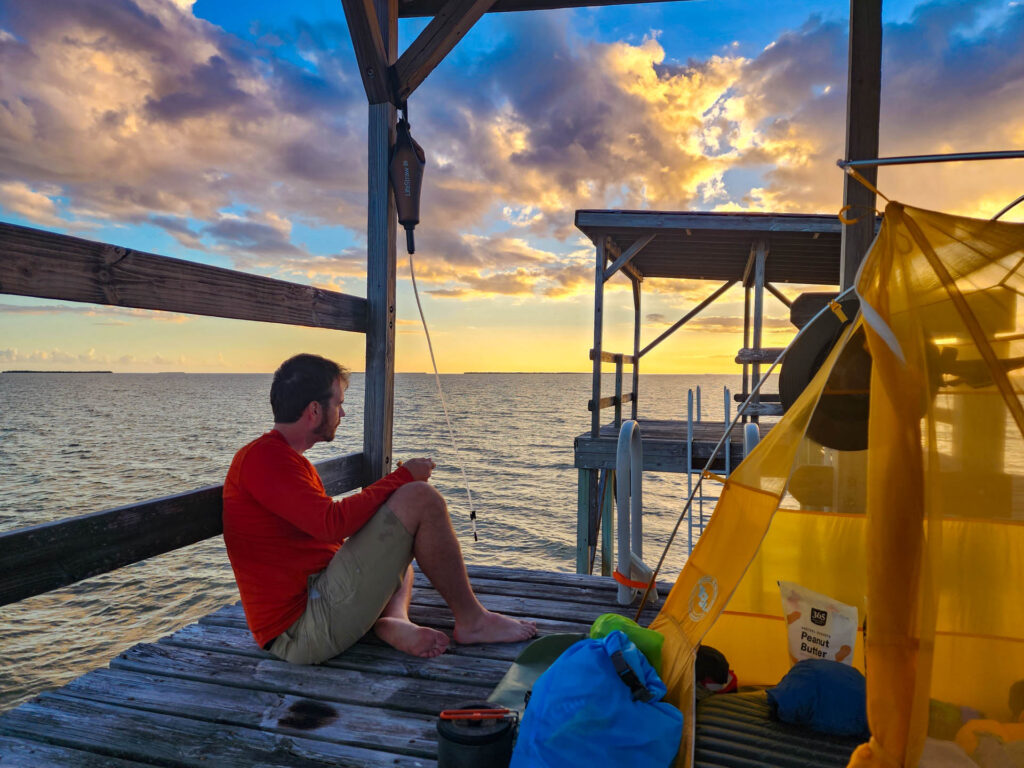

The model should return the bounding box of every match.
[0,565,669,767]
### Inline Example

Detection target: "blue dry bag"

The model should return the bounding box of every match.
[510,630,683,768]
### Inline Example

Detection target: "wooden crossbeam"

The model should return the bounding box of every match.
[765,281,792,308]
[587,392,634,412]
[0,222,367,333]
[638,280,736,358]
[340,0,394,103]
[603,238,642,283]
[603,233,655,282]
[393,0,499,103]
[589,348,636,365]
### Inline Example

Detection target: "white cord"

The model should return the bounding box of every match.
[408,253,478,541]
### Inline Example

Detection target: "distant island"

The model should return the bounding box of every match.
[2,370,113,374]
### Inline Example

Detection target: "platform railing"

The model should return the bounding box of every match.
[587,348,636,434]
[0,222,372,607]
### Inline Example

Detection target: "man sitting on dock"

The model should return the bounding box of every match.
[223,353,536,663]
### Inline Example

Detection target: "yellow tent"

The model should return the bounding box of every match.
[650,201,1024,767]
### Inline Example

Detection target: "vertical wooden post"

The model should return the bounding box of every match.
[590,239,606,437]
[614,357,623,427]
[631,276,641,421]
[576,468,592,573]
[839,0,882,290]
[601,470,614,577]
[742,284,751,423]
[363,0,398,484]
[751,240,767,424]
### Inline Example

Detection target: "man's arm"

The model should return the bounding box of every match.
[243,445,416,541]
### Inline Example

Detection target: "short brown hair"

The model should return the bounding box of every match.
[270,354,349,423]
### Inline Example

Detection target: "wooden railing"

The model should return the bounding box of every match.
[587,348,636,433]
[0,222,371,607]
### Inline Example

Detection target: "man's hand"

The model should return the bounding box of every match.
[400,457,435,481]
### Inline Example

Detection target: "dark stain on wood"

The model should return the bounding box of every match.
[277,699,339,731]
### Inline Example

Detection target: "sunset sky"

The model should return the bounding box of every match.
[1,0,1022,373]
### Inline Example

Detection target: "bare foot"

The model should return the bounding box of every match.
[374,617,450,658]
[453,610,537,645]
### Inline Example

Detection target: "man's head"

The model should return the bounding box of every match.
[271,354,349,443]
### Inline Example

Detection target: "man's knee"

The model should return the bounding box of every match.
[388,481,446,529]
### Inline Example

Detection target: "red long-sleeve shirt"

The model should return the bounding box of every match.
[222,430,414,647]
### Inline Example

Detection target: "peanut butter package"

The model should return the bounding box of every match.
[778,581,857,666]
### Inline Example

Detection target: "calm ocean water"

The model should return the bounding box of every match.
[0,371,750,712]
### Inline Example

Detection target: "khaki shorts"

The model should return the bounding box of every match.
[268,503,413,665]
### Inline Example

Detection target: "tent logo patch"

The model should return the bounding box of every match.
[688,576,719,622]
[811,608,828,626]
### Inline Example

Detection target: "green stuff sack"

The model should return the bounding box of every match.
[590,613,663,674]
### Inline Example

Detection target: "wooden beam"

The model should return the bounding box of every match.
[393,0,499,103]
[589,349,636,365]
[638,280,736,358]
[631,275,640,420]
[0,454,363,607]
[576,210,842,236]
[602,237,642,283]
[839,0,882,289]
[765,282,792,308]
[741,242,757,287]
[587,392,634,412]
[363,0,399,483]
[735,347,786,364]
[0,222,367,333]
[340,0,394,104]
[591,239,606,436]
[750,240,768,423]
[398,0,688,18]
[602,233,655,282]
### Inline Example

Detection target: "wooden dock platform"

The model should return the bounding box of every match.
[0,565,666,767]
[575,418,769,474]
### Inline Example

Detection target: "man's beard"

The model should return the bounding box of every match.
[315,411,336,442]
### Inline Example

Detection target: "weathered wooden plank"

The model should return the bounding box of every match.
[0,694,433,768]
[603,233,656,282]
[202,584,662,634]
[589,348,636,365]
[163,622,511,686]
[406,586,663,623]
[412,571,676,604]
[340,0,393,103]
[587,392,634,411]
[112,643,489,715]
[0,222,367,332]
[393,0,498,102]
[839,0,882,289]
[58,668,439,758]
[0,735,153,767]
[0,453,361,607]
[397,0,685,18]
[735,347,785,364]
[733,392,781,403]
[575,210,843,235]
[202,600,598,641]
[574,433,745,472]
[737,402,785,417]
